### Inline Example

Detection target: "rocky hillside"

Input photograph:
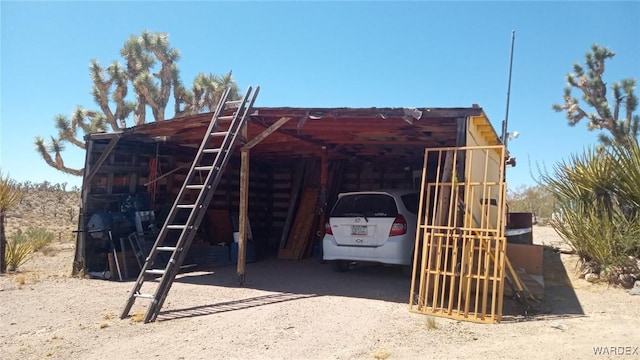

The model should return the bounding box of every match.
[5,187,80,243]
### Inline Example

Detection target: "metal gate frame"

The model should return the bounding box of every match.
[409,145,507,324]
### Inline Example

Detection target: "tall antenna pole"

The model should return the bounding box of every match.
[501,30,516,149]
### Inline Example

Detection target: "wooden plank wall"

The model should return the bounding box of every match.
[339,162,415,193]
[270,164,295,248]
[84,142,171,215]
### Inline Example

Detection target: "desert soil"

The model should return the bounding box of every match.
[1,225,639,360]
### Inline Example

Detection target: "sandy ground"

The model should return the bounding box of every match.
[1,226,639,360]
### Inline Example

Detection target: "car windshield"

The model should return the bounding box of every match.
[331,194,399,218]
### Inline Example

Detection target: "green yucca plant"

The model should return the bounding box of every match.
[24,226,55,251]
[551,201,640,266]
[540,139,640,271]
[610,138,640,210]
[4,230,35,271]
[1,170,25,273]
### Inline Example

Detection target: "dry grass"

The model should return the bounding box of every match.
[373,349,391,359]
[99,322,110,329]
[102,312,116,320]
[130,312,145,323]
[15,274,26,286]
[425,316,438,330]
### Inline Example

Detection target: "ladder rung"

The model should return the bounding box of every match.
[167,225,186,230]
[176,204,196,209]
[157,246,177,252]
[185,185,204,190]
[145,269,166,275]
[218,115,235,121]
[194,166,213,172]
[134,293,154,299]
[210,131,229,137]
[202,148,221,154]
[226,100,243,105]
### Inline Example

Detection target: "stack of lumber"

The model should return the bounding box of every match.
[278,188,319,260]
[278,159,345,260]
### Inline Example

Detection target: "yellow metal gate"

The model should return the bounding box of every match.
[409,145,507,324]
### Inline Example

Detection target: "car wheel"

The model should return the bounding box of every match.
[330,260,350,272]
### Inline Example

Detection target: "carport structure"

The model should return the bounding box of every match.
[72,95,505,322]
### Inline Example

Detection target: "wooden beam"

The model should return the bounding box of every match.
[251,117,328,148]
[82,133,121,192]
[455,117,467,183]
[142,164,190,186]
[73,137,94,275]
[242,116,292,150]
[420,108,483,118]
[320,148,328,190]
[297,112,309,129]
[89,131,124,140]
[237,124,250,284]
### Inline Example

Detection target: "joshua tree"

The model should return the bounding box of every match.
[553,44,639,147]
[0,171,24,273]
[36,30,239,176]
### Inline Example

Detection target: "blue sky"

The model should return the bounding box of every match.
[1,1,639,190]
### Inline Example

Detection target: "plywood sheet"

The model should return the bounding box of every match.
[506,243,544,276]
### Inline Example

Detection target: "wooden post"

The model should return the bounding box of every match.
[312,148,329,258]
[320,147,328,204]
[435,151,454,226]
[237,129,250,284]
[73,135,96,276]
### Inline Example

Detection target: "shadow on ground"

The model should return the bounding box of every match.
[157,247,584,322]
[502,247,584,322]
[176,257,411,302]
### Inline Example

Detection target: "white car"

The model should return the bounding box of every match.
[322,190,419,272]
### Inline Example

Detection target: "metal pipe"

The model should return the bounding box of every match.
[502,30,516,149]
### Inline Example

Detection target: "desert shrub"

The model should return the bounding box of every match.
[24,226,55,251]
[539,139,640,272]
[552,201,640,266]
[4,230,34,271]
[507,185,555,220]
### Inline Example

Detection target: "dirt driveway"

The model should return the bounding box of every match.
[1,226,639,359]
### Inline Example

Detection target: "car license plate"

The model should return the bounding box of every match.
[351,225,367,236]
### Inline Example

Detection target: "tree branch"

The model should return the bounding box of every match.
[34,137,83,176]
